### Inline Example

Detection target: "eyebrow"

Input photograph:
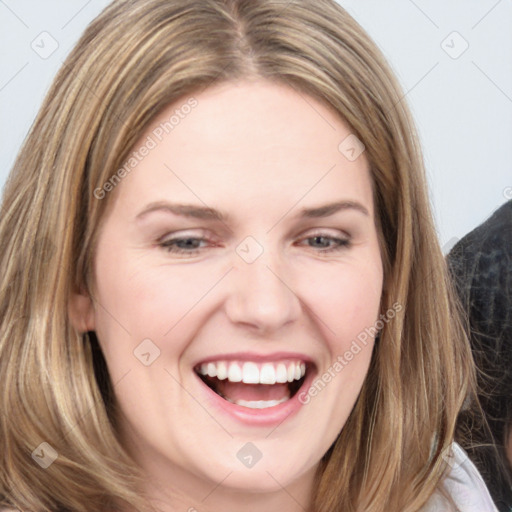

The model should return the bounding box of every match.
[297,200,369,218]
[135,202,228,222]
[135,199,369,222]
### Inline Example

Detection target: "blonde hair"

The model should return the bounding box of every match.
[0,0,475,510]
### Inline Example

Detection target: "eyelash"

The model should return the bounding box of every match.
[158,236,212,255]
[158,232,351,256]
[296,234,351,253]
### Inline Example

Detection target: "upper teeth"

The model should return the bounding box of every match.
[197,360,306,385]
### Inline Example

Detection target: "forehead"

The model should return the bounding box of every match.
[110,79,374,219]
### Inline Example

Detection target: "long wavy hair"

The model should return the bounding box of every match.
[0,1,476,510]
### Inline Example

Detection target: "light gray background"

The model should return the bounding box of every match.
[1,0,511,249]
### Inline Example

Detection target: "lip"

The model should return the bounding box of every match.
[193,352,317,427]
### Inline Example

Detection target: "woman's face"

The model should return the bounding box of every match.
[71,80,383,507]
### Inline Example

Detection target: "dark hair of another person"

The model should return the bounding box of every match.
[448,199,512,512]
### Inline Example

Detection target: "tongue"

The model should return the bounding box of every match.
[216,379,290,402]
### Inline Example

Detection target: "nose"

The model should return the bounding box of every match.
[224,248,301,335]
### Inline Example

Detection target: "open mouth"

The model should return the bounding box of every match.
[194,359,310,410]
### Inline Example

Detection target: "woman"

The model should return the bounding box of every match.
[0,0,498,510]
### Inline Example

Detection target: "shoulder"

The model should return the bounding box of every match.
[422,443,499,512]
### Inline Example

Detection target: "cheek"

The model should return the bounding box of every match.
[90,259,214,430]
[293,259,382,449]
[92,252,221,361]
[296,258,383,349]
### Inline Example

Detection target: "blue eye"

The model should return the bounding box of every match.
[157,233,350,256]
[159,237,208,254]
[299,234,351,252]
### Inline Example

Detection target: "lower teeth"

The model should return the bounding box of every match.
[225,396,289,409]
[197,373,305,409]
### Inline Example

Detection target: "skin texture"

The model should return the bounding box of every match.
[70,80,383,512]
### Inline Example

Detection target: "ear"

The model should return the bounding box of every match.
[68,289,96,333]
